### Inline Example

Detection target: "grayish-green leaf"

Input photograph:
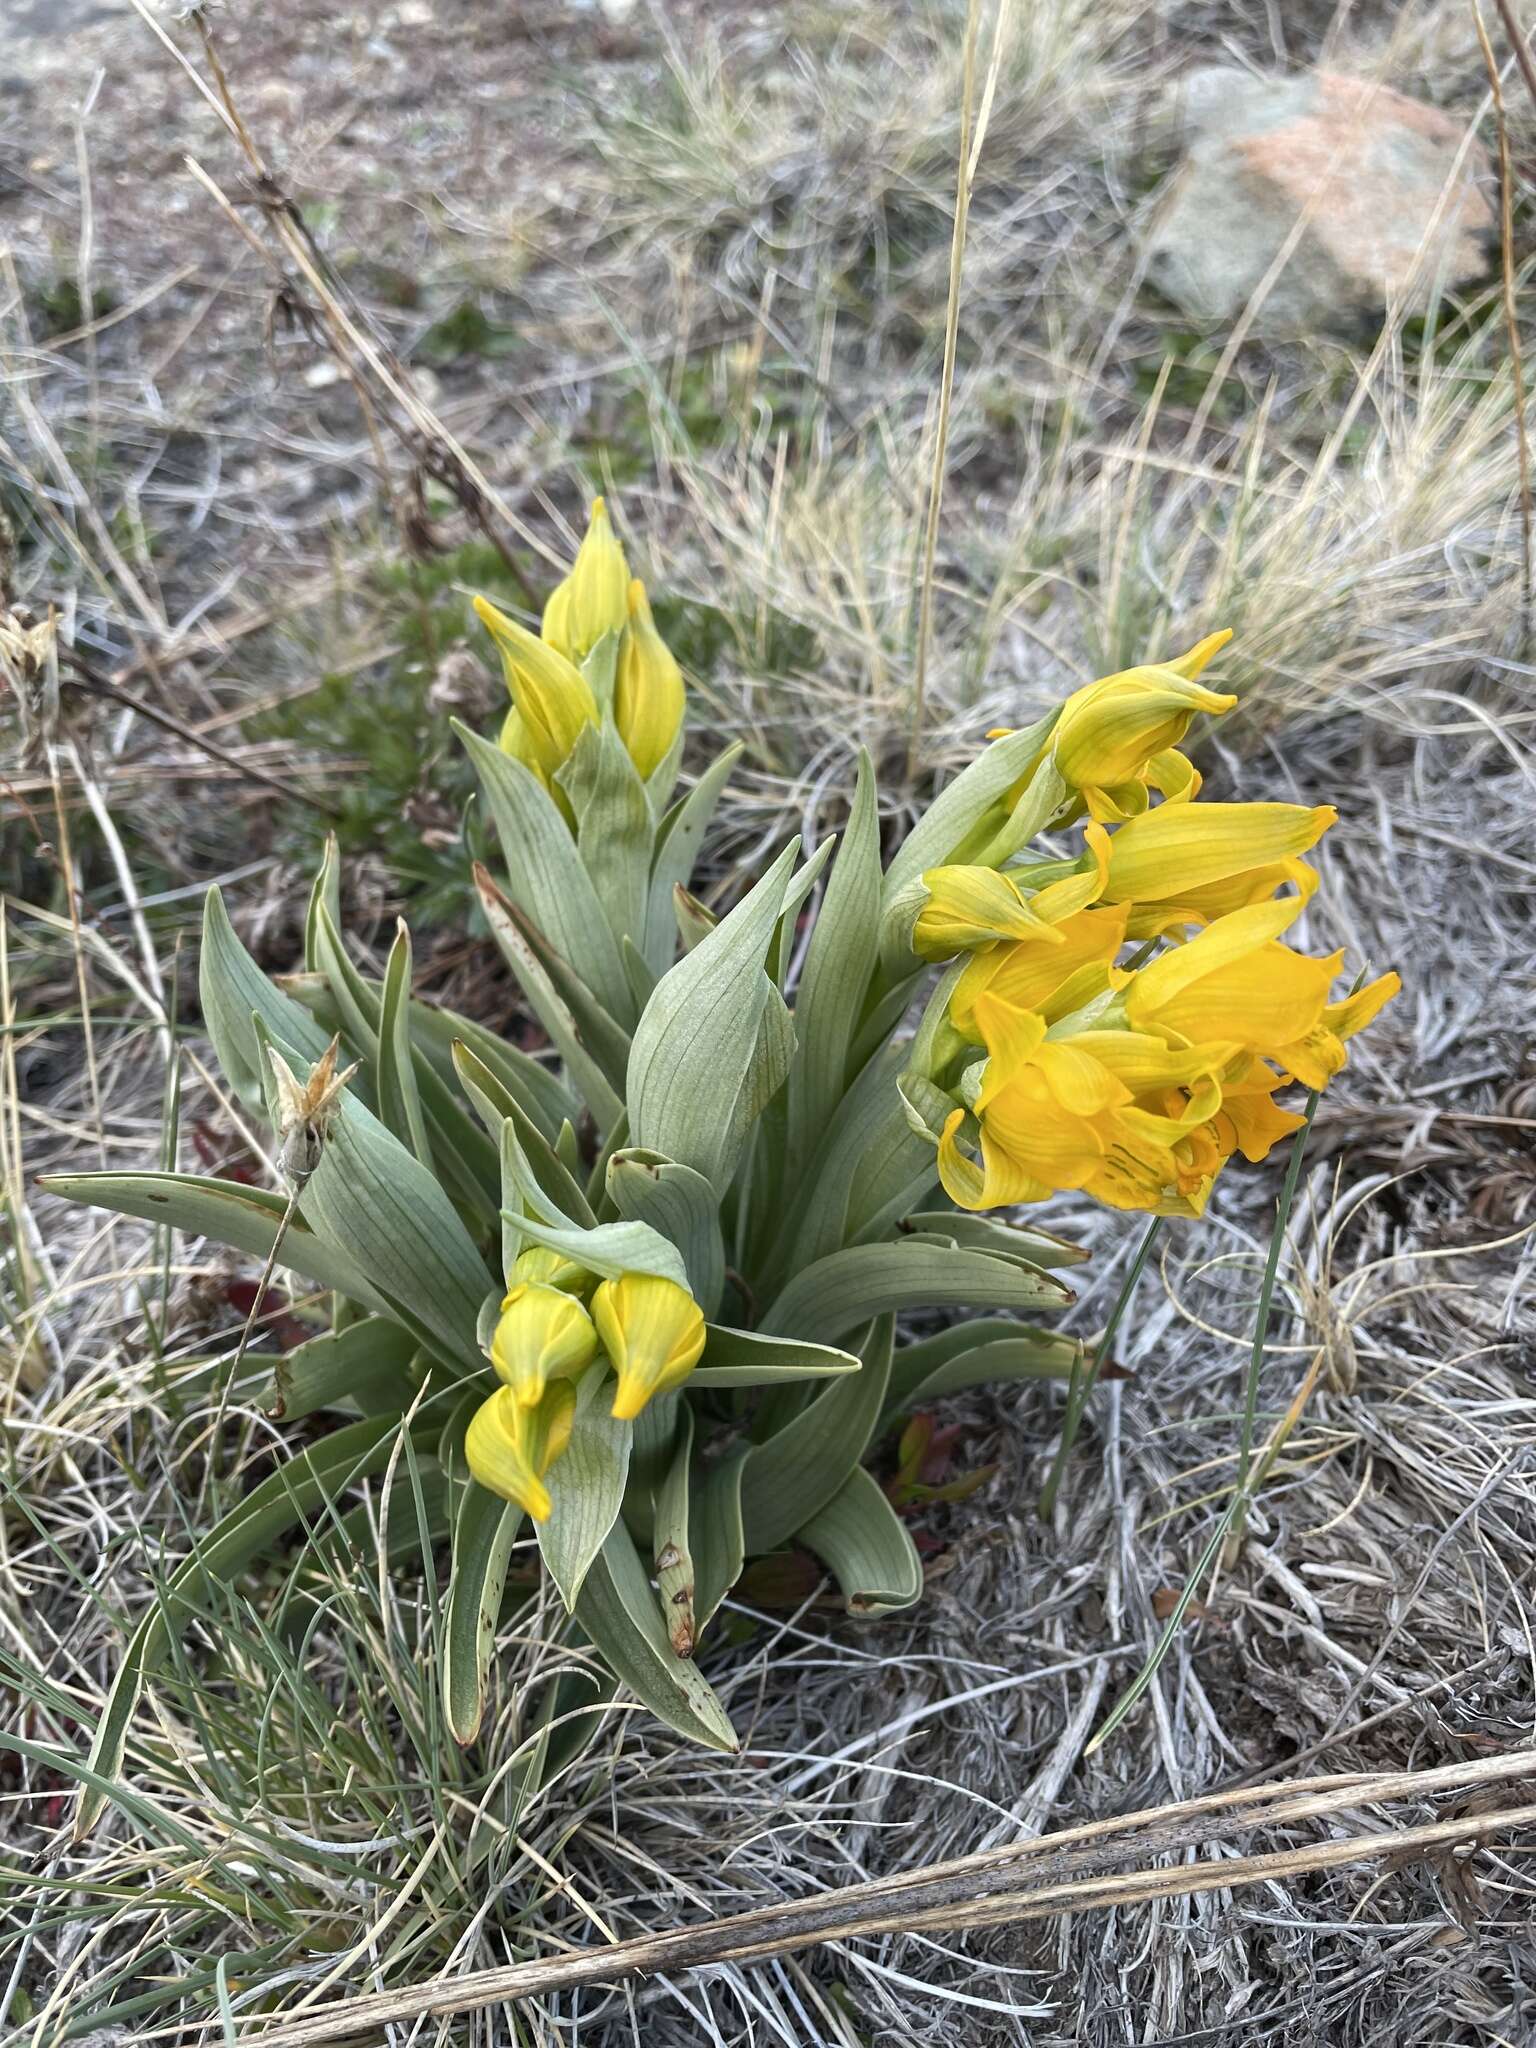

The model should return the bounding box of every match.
[457,719,632,1020]
[885,1321,1081,1421]
[690,1325,860,1388]
[651,1406,696,1657]
[535,1372,633,1608]
[787,750,879,1167]
[606,1149,725,1315]
[797,1465,922,1616]
[762,1241,1072,1343]
[270,1315,420,1423]
[444,1480,525,1745]
[902,1211,1088,1270]
[39,1171,386,1313]
[736,1317,891,1552]
[377,921,432,1168]
[199,888,331,1112]
[643,742,743,973]
[573,1520,737,1751]
[628,842,801,1194]
[453,1040,596,1228]
[558,720,652,960]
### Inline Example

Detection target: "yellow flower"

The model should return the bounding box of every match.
[1124,898,1338,1055]
[1269,969,1402,1090]
[542,497,631,663]
[465,1380,578,1522]
[912,866,1066,961]
[950,904,1130,1046]
[591,1272,707,1421]
[615,578,685,778]
[490,1282,599,1407]
[1124,856,1319,941]
[1102,802,1336,906]
[474,594,599,778]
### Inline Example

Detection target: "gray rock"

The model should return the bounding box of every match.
[1142,68,1495,334]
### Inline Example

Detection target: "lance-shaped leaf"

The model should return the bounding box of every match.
[883,1320,1082,1422]
[453,1040,596,1229]
[690,1325,860,1388]
[377,921,432,1169]
[74,1415,413,1840]
[443,1480,525,1745]
[692,1452,746,1634]
[457,720,633,1023]
[557,720,652,959]
[776,1044,931,1275]
[643,742,743,973]
[902,1211,1088,1270]
[269,1315,420,1422]
[736,1317,891,1553]
[404,999,574,1144]
[535,1371,633,1609]
[761,1241,1072,1344]
[474,862,625,1130]
[878,711,1058,922]
[293,1052,491,1375]
[38,1171,387,1314]
[499,1117,689,1288]
[651,1407,696,1657]
[786,750,880,1168]
[200,887,334,1112]
[606,1148,725,1315]
[797,1465,922,1616]
[573,1520,737,1752]
[305,906,498,1220]
[627,842,801,1194]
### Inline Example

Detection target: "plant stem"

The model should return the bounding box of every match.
[1039,1213,1161,1522]
[1085,1092,1319,1756]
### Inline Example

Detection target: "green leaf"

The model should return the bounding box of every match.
[558,721,652,961]
[736,1317,891,1552]
[452,1040,596,1229]
[377,921,432,1168]
[786,751,880,1168]
[651,1406,696,1657]
[643,743,743,973]
[777,1044,931,1275]
[884,1321,1081,1421]
[270,1315,420,1422]
[573,1520,737,1751]
[296,1059,491,1375]
[473,862,625,1130]
[877,712,1058,957]
[627,842,802,1194]
[38,1171,387,1313]
[443,1480,525,1745]
[457,719,633,1022]
[762,1241,1073,1344]
[75,1416,411,1840]
[902,1211,1088,1269]
[606,1149,725,1315]
[489,888,635,1097]
[535,1373,633,1608]
[690,1325,860,1388]
[797,1465,922,1616]
[303,835,343,974]
[199,888,333,1112]
[405,1000,574,1145]
[692,1452,746,1633]
[498,1119,689,1287]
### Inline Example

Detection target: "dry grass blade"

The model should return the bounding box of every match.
[190,1749,1536,2045]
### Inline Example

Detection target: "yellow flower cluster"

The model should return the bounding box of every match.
[919,638,1400,1218]
[463,1246,706,1520]
[473,498,686,794]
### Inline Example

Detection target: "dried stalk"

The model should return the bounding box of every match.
[202,1749,1536,2045]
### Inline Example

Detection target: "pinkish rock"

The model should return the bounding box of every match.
[1142,68,1495,333]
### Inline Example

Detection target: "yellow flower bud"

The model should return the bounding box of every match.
[464,1380,577,1522]
[1053,652,1236,805]
[490,1281,599,1407]
[912,866,1064,961]
[590,1271,706,1421]
[474,594,599,777]
[542,498,630,663]
[615,578,685,779]
[506,1245,589,1295]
